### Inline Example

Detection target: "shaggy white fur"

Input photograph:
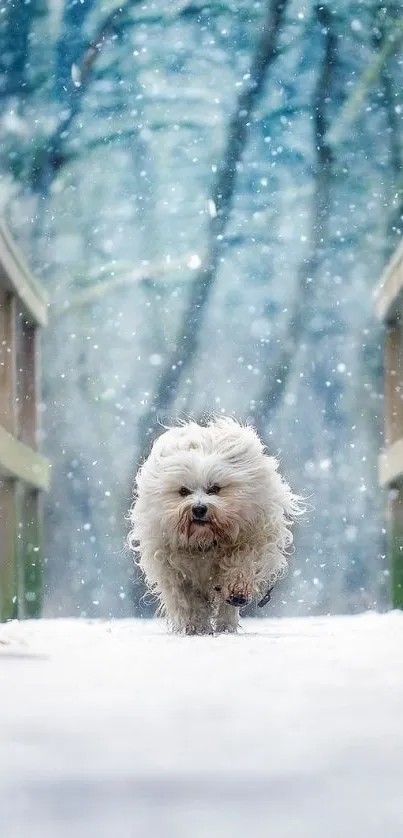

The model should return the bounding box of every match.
[128,417,303,634]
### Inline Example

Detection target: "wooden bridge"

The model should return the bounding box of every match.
[0,219,403,620]
[0,221,49,621]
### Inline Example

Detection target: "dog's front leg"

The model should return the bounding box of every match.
[159,580,213,635]
[183,591,214,635]
[215,601,239,634]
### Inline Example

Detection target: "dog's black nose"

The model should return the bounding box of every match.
[192,502,208,520]
[226,594,248,607]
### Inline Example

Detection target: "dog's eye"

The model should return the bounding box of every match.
[178,487,191,497]
[206,484,220,495]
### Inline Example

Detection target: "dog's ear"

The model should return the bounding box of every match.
[212,423,264,466]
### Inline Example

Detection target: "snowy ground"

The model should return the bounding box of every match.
[1,614,403,838]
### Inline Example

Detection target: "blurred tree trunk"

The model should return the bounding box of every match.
[32,0,139,197]
[254,4,335,436]
[374,1,403,250]
[0,0,44,101]
[136,0,288,454]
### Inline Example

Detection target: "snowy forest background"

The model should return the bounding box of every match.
[0,0,400,618]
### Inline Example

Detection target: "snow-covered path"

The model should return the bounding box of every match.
[1,614,403,838]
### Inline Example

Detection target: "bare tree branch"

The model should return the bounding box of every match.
[53,253,196,317]
[78,4,131,87]
[137,0,288,451]
[253,3,336,436]
[31,1,142,192]
[326,16,403,148]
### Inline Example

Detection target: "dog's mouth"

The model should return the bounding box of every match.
[180,508,230,547]
[187,517,216,546]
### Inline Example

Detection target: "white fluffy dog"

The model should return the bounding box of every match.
[128,417,302,634]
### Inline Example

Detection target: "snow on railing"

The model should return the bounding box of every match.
[0,219,50,621]
[374,241,403,608]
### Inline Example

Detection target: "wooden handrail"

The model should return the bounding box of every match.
[0,219,48,328]
[373,241,403,323]
[0,426,50,491]
[379,438,403,488]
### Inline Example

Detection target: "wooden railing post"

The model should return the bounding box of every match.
[16,315,43,618]
[385,322,403,607]
[374,244,403,609]
[0,290,18,619]
[387,490,403,609]
[19,487,43,618]
[0,482,18,620]
[385,322,403,447]
[0,221,49,621]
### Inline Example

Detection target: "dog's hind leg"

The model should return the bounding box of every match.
[214,601,239,634]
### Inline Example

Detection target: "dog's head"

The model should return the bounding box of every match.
[132,418,299,551]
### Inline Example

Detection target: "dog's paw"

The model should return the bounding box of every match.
[226,593,248,607]
[184,623,214,636]
[215,622,238,634]
[224,576,253,608]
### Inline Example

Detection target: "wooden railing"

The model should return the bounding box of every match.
[0,220,50,621]
[374,242,403,608]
